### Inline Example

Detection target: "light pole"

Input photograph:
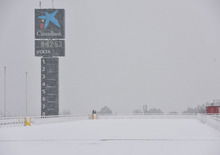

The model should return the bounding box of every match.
[4,66,6,117]
[25,72,28,116]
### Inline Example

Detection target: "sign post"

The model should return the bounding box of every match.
[41,58,59,116]
[35,8,65,116]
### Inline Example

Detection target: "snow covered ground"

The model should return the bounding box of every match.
[0,117,220,155]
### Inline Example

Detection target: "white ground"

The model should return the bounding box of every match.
[0,118,220,155]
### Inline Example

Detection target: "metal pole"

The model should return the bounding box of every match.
[52,0,54,8]
[25,72,28,116]
[4,66,6,117]
[39,1,42,9]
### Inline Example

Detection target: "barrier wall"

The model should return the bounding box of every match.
[0,115,89,127]
[0,114,219,131]
[197,114,220,131]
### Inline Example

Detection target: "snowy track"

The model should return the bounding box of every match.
[0,117,220,155]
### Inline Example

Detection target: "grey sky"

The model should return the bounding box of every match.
[0,0,220,116]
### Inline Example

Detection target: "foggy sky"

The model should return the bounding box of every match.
[0,0,220,116]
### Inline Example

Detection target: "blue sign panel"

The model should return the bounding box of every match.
[35,9,65,39]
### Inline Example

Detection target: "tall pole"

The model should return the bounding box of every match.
[25,72,28,116]
[39,1,42,9]
[52,0,54,8]
[4,66,6,117]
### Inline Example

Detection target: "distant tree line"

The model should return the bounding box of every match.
[182,104,206,114]
[62,104,206,116]
[133,104,206,114]
[133,105,163,114]
[97,106,112,115]
[62,106,113,116]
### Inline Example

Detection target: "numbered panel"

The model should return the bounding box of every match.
[41,57,59,116]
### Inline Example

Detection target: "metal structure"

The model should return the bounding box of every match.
[25,72,28,116]
[35,8,65,116]
[41,58,59,115]
[4,66,6,117]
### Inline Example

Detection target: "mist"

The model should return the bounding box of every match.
[0,0,220,116]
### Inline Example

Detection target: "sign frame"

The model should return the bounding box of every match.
[35,40,65,57]
[35,9,65,39]
[41,57,59,116]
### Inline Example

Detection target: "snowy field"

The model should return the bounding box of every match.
[0,116,220,155]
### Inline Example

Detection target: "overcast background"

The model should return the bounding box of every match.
[0,0,220,116]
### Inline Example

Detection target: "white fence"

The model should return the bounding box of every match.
[0,117,24,127]
[0,114,220,131]
[0,115,89,127]
[197,114,220,131]
[97,113,198,120]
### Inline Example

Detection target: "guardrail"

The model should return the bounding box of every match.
[197,114,220,131]
[98,113,198,120]
[0,117,24,127]
[0,114,219,129]
[0,115,90,128]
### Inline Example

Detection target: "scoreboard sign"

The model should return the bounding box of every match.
[35,8,65,116]
[35,9,65,39]
[41,57,59,116]
[35,40,65,56]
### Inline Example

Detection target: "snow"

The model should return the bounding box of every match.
[0,118,220,155]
